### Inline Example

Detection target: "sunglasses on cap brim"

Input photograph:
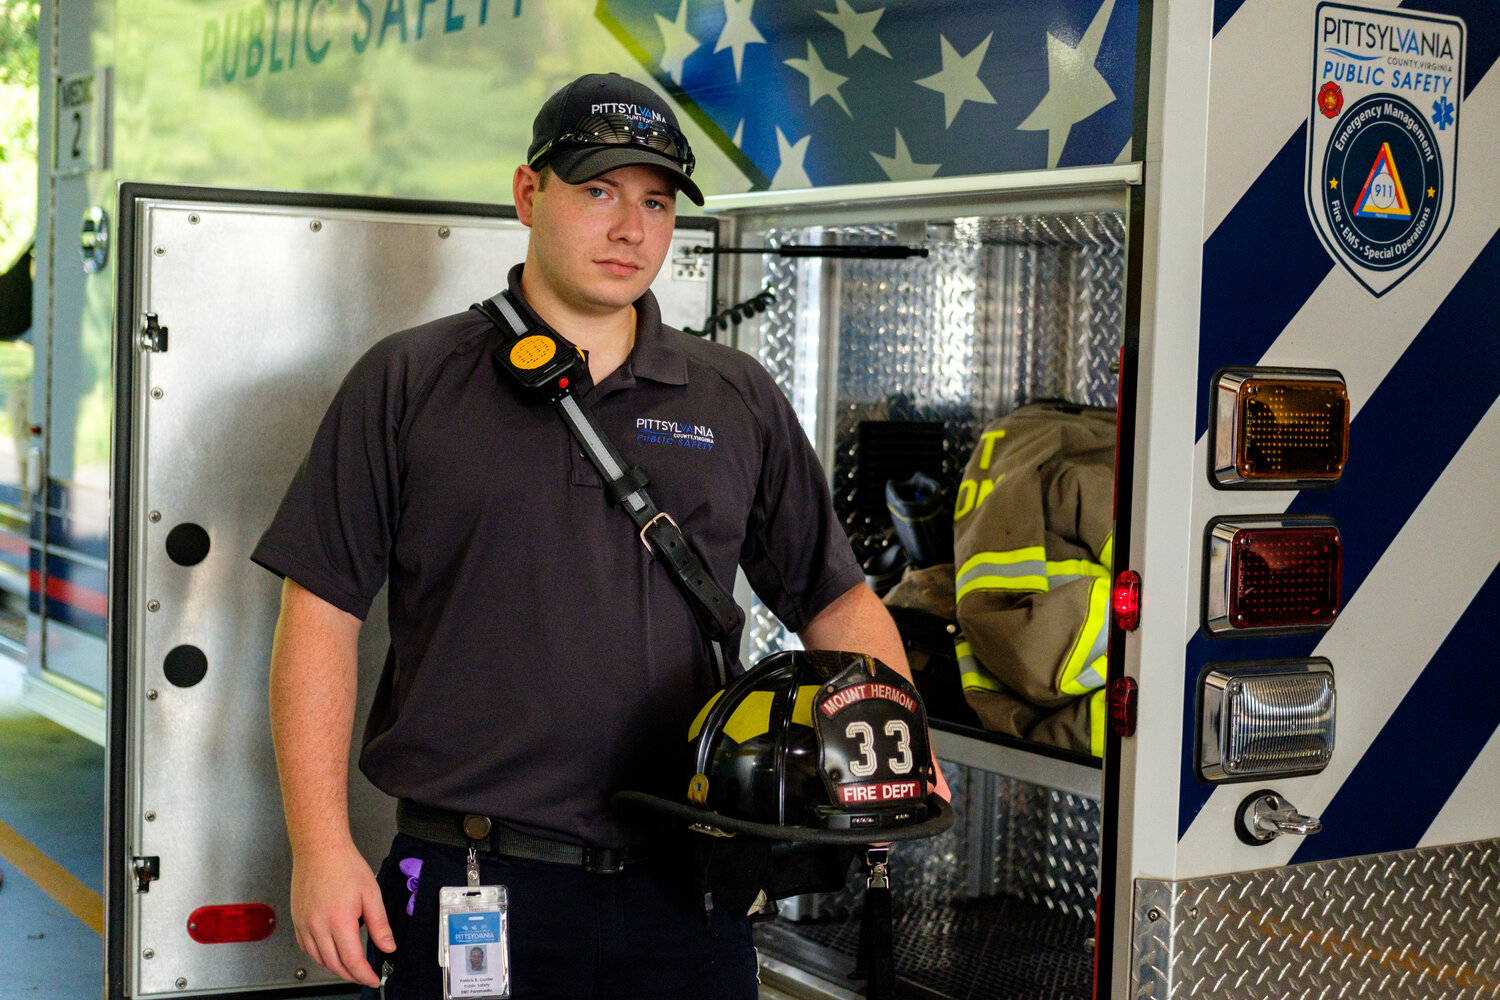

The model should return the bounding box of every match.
[529,112,696,177]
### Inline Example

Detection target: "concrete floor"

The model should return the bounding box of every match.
[0,658,106,1000]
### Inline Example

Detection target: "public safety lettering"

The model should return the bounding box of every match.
[202,0,522,87]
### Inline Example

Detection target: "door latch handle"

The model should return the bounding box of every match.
[1236,791,1322,845]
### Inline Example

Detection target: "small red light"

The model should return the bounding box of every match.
[1107,677,1137,737]
[1229,526,1341,629]
[558,377,570,389]
[1112,570,1141,631]
[187,903,276,944]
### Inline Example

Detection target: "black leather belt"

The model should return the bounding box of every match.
[395,800,655,875]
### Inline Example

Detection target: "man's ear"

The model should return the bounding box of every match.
[514,165,540,226]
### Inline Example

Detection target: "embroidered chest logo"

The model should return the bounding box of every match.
[636,418,716,451]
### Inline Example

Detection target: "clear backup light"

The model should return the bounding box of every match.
[1205,516,1342,635]
[1212,369,1348,487]
[1200,659,1335,782]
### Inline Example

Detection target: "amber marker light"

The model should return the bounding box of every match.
[1212,369,1349,487]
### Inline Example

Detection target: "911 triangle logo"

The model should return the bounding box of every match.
[1353,143,1410,219]
[1305,3,1463,297]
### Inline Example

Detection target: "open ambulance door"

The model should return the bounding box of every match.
[1109,3,1500,997]
[105,184,718,998]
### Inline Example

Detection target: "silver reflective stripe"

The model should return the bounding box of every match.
[489,293,527,335]
[557,395,647,513]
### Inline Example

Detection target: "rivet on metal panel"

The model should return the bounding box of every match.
[151,388,163,400]
[187,213,200,225]
[149,510,161,522]
[143,949,154,959]
[310,220,323,233]
[438,226,451,239]
[1148,907,1162,921]
[176,979,187,990]
[146,690,157,701]
[147,600,161,612]
[145,811,156,821]
[153,246,165,256]
[295,969,308,981]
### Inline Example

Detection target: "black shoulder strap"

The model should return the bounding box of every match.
[474,290,743,687]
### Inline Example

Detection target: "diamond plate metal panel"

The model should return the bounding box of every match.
[1132,838,1500,1000]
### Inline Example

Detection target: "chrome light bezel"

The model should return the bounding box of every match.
[1210,367,1348,489]
[1199,658,1335,783]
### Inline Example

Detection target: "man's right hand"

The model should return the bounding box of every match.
[289,840,396,988]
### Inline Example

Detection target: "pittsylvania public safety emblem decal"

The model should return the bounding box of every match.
[1306,3,1464,297]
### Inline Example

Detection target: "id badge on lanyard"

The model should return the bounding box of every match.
[437,848,511,999]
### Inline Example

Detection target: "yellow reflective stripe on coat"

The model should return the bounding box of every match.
[1044,559,1111,587]
[1057,577,1110,696]
[956,639,1005,693]
[956,547,1048,601]
[1097,533,1114,573]
[1089,689,1106,757]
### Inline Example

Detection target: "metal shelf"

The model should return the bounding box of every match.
[930,721,1102,801]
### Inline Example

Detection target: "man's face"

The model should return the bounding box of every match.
[515,163,679,317]
[468,947,484,970]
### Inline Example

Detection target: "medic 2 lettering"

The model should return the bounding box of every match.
[1319,13,1457,98]
[201,0,515,88]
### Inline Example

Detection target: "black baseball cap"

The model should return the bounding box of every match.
[527,73,704,206]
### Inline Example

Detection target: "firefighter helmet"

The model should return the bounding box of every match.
[617,649,952,844]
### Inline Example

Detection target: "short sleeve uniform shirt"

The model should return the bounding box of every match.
[253,265,863,847]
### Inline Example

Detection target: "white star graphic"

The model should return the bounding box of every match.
[1016,0,1118,168]
[770,127,812,189]
[915,33,996,128]
[715,0,766,83]
[784,41,852,117]
[654,0,701,85]
[871,128,940,180]
[817,0,890,59]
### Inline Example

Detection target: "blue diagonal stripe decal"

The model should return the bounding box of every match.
[1291,559,1500,863]
[1195,129,1334,439]
[1213,0,1250,36]
[1179,224,1500,838]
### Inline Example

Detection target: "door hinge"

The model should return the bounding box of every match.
[132,856,160,893]
[139,313,169,353]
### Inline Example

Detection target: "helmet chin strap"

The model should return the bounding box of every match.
[853,847,895,1000]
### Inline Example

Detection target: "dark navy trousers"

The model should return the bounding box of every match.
[359,833,758,1000]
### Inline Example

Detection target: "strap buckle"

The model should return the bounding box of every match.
[639,510,679,552]
[582,847,626,875]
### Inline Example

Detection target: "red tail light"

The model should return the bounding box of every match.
[1107,677,1137,737]
[1111,570,1141,631]
[187,903,276,944]
[1206,518,1342,634]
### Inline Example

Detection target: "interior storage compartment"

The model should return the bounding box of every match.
[716,200,1126,999]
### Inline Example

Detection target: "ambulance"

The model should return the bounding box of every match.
[22,0,1500,997]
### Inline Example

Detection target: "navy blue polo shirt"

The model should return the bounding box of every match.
[253,265,863,847]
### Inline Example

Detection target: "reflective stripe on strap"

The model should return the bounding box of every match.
[1058,577,1110,696]
[956,639,1005,693]
[1045,559,1111,588]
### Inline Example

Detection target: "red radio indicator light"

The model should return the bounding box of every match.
[186,903,276,944]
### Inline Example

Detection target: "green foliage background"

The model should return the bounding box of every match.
[0,0,39,271]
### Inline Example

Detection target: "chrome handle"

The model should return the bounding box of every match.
[1237,791,1323,844]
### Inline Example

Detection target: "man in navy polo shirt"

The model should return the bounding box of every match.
[255,73,939,999]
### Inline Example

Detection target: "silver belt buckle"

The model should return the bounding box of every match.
[639,510,678,551]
